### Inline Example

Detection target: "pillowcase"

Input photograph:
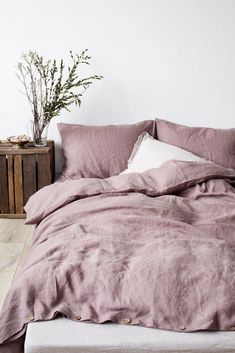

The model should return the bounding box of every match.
[121,132,205,174]
[58,120,156,179]
[156,119,235,170]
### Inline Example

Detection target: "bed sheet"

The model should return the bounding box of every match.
[25,318,235,353]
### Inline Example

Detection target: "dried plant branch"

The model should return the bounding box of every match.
[16,50,103,143]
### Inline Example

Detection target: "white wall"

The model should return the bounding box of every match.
[0,0,235,171]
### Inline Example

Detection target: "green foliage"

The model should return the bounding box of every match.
[16,50,103,132]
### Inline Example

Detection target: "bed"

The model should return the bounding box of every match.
[0,119,235,353]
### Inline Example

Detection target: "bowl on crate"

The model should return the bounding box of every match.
[7,135,30,149]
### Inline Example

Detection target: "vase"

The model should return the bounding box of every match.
[30,121,49,147]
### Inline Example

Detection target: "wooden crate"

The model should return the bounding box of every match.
[0,141,55,218]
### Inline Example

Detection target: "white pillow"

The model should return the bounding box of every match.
[121,132,206,174]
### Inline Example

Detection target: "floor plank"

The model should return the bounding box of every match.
[0,219,31,243]
[0,243,24,272]
[0,219,34,311]
[14,227,34,278]
[0,271,15,310]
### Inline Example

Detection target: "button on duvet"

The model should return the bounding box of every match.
[27,316,34,321]
[123,318,131,324]
[75,315,81,321]
[178,326,185,331]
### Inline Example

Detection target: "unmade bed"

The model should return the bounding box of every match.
[1,119,235,353]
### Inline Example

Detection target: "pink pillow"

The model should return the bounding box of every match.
[156,119,235,169]
[58,121,156,179]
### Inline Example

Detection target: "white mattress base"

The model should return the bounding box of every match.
[25,318,235,353]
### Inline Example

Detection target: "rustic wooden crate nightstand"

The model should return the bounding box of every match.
[0,140,55,218]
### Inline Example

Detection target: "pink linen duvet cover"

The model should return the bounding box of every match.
[1,160,235,353]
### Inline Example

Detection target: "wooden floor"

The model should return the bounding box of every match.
[0,219,34,311]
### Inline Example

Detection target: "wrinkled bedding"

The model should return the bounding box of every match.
[1,160,235,353]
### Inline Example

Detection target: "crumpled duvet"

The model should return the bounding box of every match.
[1,160,235,353]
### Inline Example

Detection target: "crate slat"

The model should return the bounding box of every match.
[0,156,9,213]
[37,153,51,189]
[7,155,15,214]
[23,155,37,205]
[14,155,24,214]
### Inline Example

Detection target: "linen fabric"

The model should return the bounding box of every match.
[156,118,235,169]
[25,318,235,353]
[1,160,235,353]
[58,120,156,179]
[121,132,205,174]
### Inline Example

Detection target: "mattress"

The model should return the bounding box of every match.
[25,318,235,353]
